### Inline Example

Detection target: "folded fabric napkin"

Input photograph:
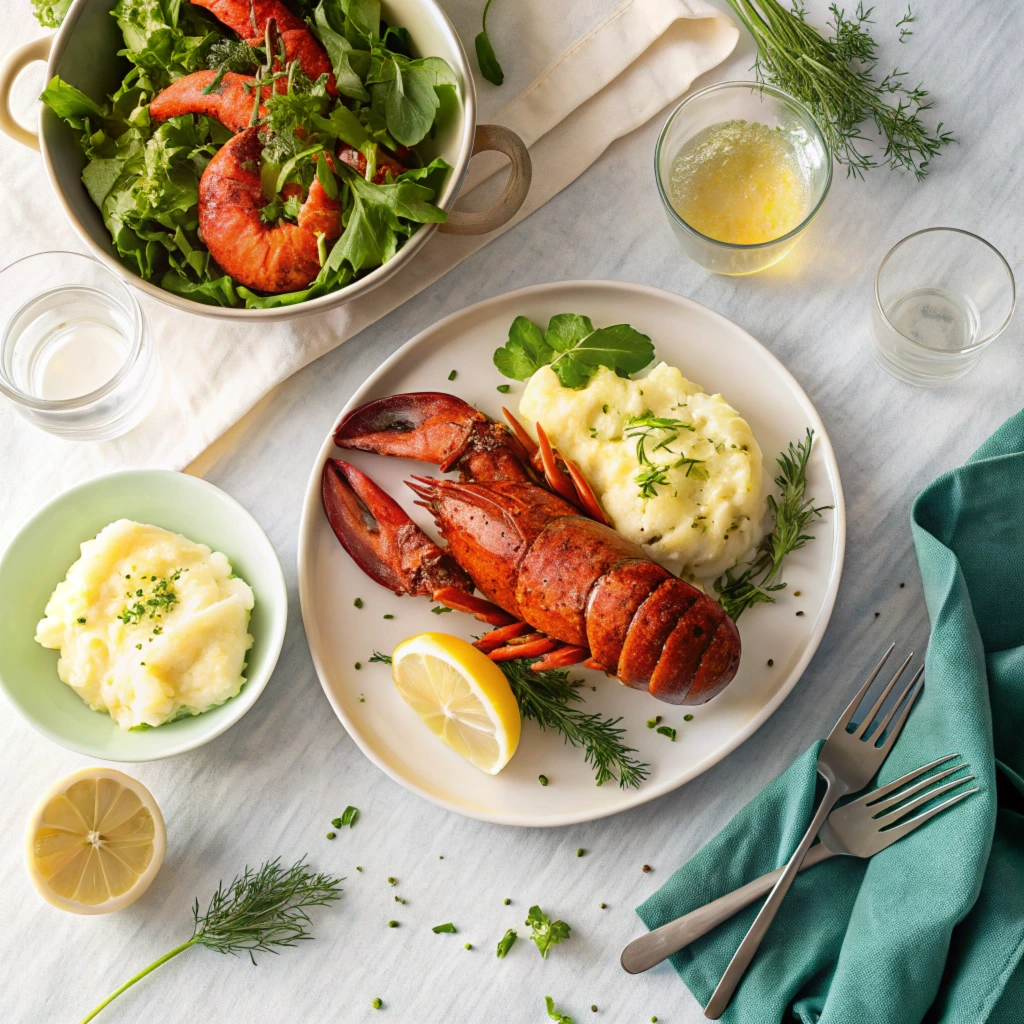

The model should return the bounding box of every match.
[0,0,737,548]
[637,408,1024,1023]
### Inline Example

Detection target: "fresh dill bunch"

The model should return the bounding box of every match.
[725,0,952,178]
[498,658,650,789]
[203,38,262,94]
[715,429,830,620]
[79,858,343,1023]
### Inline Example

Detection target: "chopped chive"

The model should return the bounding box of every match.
[383,613,394,620]
[432,922,457,933]
[448,370,457,381]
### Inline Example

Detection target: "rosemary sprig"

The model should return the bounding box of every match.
[715,429,830,620]
[498,658,650,789]
[725,0,952,178]
[79,858,343,1023]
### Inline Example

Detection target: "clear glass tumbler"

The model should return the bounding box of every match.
[655,81,832,275]
[0,251,159,440]
[873,228,1016,387]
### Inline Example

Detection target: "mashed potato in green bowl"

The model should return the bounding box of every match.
[35,520,254,731]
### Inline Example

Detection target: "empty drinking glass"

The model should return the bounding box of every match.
[873,228,1015,387]
[0,251,159,440]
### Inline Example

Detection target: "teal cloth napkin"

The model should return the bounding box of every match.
[637,409,1024,1023]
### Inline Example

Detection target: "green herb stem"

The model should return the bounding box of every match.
[79,938,199,1024]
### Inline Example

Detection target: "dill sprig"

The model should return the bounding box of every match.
[79,858,343,1023]
[498,658,650,789]
[725,0,952,178]
[715,429,830,620]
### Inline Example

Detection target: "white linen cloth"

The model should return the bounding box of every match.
[0,0,736,544]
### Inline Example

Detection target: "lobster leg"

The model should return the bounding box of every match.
[322,460,474,598]
[488,636,560,661]
[473,621,535,652]
[432,586,515,626]
[530,645,590,672]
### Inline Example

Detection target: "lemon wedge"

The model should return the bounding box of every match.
[26,767,166,915]
[391,632,521,775]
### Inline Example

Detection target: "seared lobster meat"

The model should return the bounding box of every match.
[323,393,741,705]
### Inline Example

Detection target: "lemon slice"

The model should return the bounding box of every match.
[391,632,521,775]
[26,768,166,915]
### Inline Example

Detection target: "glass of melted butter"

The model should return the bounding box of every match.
[656,82,831,275]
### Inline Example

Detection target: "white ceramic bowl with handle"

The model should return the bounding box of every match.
[0,0,530,322]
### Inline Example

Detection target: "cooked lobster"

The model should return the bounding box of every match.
[322,393,741,705]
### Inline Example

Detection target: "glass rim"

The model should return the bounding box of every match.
[654,80,833,252]
[874,227,1017,355]
[0,250,145,411]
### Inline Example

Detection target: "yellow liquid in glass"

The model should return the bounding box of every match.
[668,120,811,246]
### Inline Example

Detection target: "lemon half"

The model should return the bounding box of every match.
[391,633,521,775]
[26,768,166,915]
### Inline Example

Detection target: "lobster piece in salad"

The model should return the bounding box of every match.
[322,393,742,707]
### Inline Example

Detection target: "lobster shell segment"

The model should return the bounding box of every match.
[514,516,647,648]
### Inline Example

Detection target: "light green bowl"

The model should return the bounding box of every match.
[0,470,287,761]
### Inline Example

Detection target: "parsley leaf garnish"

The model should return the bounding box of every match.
[496,928,518,958]
[432,922,457,933]
[493,314,654,388]
[545,996,574,1023]
[526,906,570,958]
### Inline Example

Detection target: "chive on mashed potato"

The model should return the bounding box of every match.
[35,520,254,730]
[520,364,765,583]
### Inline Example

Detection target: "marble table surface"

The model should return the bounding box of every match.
[2,2,1022,1022]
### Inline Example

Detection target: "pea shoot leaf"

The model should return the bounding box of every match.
[526,905,571,958]
[475,0,504,86]
[496,929,518,958]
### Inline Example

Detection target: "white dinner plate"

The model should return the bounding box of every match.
[298,281,845,826]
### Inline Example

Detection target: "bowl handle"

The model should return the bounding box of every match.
[439,124,532,236]
[0,35,54,152]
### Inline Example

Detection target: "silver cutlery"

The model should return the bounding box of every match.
[703,643,924,1018]
[621,753,978,974]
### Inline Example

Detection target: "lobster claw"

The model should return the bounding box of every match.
[333,393,488,468]
[322,459,473,597]
[334,392,534,483]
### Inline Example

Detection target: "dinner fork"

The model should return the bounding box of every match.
[621,753,978,974]
[704,644,924,1018]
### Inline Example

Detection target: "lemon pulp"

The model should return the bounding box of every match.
[391,633,521,775]
[668,119,811,245]
[27,768,165,914]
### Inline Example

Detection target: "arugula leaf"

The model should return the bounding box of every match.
[39,76,107,122]
[545,997,574,1024]
[31,0,72,28]
[475,0,504,86]
[396,156,452,194]
[493,314,654,387]
[314,3,371,101]
[432,922,457,933]
[496,929,518,958]
[526,906,571,958]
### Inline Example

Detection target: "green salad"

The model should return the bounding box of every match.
[38,0,458,309]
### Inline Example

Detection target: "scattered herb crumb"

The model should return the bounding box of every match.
[496,928,518,958]
[767,659,774,667]
[599,902,606,909]
[77,617,86,624]
[387,877,396,885]
[354,662,362,670]
[432,922,457,934]
[538,775,549,786]
[576,848,584,857]
[394,895,405,904]
[448,370,457,381]
[387,920,398,928]
[527,906,571,958]
[356,866,363,872]
[656,725,676,742]
[496,384,511,394]
[372,997,382,1009]
[326,832,336,840]
[646,716,662,729]
[545,996,574,1023]
[464,942,472,950]
[383,613,394,620]
[354,597,363,609]
[370,651,393,664]
[642,864,652,873]
[431,605,453,614]
[683,714,693,722]
[503,898,511,905]
[796,610,805,617]
[591,1007,598,1013]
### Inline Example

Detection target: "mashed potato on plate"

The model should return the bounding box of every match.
[35,520,254,730]
[520,364,764,582]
